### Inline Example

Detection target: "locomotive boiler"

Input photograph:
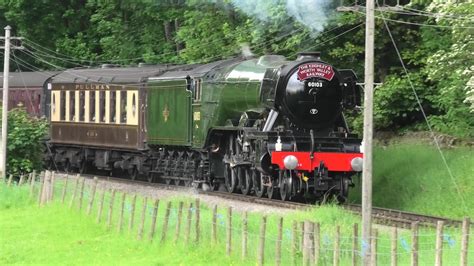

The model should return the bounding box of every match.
[45,52,363,202]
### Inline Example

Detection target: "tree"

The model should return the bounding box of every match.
[0,107,48,176]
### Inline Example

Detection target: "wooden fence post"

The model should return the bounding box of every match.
[435,221,443,266]
[195,198,200,243]
[314,222,320,266]
[303,221,315,266]
[411,222,419,266]
[49,172,55,201]
[371,229,378,266]
[300,221,304,252]
[258,216,267,266]
[29,171,36,198]
[160,201,172,243]
[107,189,116,229]
[96,189,105,223]
[117,192,126,233]
[77,177,85,210]
[226,206,232,256]
[461,217,470,266]
[18,174,25,186]
[292,221,298,266]
[185,202,193,244]
[137,197,147,240]
[45,171,52,203]
[352,223,358,266]
[391,227,398,266]
[86,177,98,215]
[212,204,217,245]
[61,174,69,203]
[302,222,308,266]
[69,175,80,209]
[242,211,248,260]
[175,201,183,241]
[334,225,341,266]
[150,199,160,241]
[128,194,137,233]
[7,174,13,187]
[41,172,50,206]
[275,217,283,266]
[37,173,45,206]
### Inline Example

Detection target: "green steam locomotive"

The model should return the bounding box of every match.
[45,52,363,202]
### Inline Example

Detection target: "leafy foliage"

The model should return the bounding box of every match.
[0,0,472,136]
[0,108,48,176]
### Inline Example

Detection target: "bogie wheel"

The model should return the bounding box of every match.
[224,164,238,193]
[128,166,138,181]
[337,177,350,204]
[252,169,266,198]
[239,167,252,195]
[173,179,181,186]
[184,179,192,187]
[267,177,279,199]
[147,174,155,183]
[165,178,171,185]
[79,160,88,174]
[280,170,293,201]
[64,160,72,173]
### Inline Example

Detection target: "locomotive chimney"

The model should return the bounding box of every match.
[296,52,321,61]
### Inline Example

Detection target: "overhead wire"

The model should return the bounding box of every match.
[379,6,474,22]
[21,17,338,66]
[376,3,469,214]
[400,5,474,21]
[354,8,474,29]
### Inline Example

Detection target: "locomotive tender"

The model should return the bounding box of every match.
[45,52,363,202]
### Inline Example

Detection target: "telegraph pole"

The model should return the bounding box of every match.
[362,0,375,264]
[337,1,404,264]
[0,26,23,180]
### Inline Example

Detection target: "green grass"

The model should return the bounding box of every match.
[349,143,474,218]
[1,182,473,265]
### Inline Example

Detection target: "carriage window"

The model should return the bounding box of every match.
[69,91,75,121]
[90,91,96,122]
[120,91,127,123]
[132,93,137,117]
[79,91,85,122]
[100,91,106,122]
[60,91,66,121]
[110,91,116,123]
[52,94,56,114]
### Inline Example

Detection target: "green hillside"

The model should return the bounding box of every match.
[349,142,474,219]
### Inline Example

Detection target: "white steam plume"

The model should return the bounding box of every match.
[230,0,333,33]
[286,0,331,33]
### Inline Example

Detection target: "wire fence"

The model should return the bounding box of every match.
[3,171,473,266]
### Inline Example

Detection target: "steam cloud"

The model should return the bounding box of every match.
[230,0,333,33]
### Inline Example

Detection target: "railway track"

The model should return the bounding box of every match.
[344,204,463,228]
[57,171,463,228]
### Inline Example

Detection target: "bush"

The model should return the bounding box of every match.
[0,107,48,176]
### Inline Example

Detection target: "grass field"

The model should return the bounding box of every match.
[1,182,472,265]
[349,143,474,219]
